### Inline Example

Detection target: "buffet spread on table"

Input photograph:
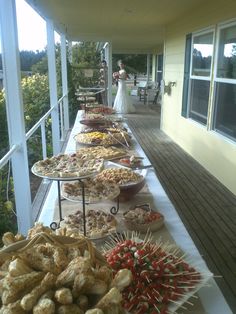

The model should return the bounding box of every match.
[0,104,232,314]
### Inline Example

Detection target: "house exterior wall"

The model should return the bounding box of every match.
[162,0,236,195]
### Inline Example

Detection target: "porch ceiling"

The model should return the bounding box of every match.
[26,0,204,53]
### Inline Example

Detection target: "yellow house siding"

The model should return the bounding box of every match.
[162,0,236,195]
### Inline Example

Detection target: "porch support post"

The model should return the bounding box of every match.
[146,53,151,85]
[60,34,69,131]
[152,54,156,82]
[46,19,60,154]
[0,0,32,234]
[106,42,113,107]
[68,41,72,64]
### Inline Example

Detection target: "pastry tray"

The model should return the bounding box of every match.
[61,181,120,203]
[31,164,99,181]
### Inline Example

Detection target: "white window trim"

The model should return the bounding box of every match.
[185,19,236,142]
[214,20,236,82]
[210,19,236,137]
[187,28,215,124]
[190,75,212,81]
[190,29,215,80]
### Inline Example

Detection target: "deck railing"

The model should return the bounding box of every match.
[0,92,68,171]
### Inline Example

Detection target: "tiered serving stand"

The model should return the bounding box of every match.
[31,165,121,236]
[76,91,97,113]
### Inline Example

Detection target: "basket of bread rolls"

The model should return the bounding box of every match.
[0,223,132,314]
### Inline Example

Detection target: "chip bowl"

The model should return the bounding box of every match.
[111,168,147,202]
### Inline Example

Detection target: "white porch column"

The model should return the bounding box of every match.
[106,42,113,107]
[152,54,156,82]
[146,54,151,85]
[60,34,69,130]
[46,19,60,154]
[68,41,72,64]
[0,0,32,234]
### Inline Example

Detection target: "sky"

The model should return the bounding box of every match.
[16,0,49,51]
[0,0,60,53]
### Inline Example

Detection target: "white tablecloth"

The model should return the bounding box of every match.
[38,111,232,314]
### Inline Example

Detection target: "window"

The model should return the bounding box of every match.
[182,20,236,142]
[188,31,214,125]
[213,23,236,140]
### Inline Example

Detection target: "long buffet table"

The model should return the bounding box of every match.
[38,110,232,314]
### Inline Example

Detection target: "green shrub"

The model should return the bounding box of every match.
[0,165,17,239]
[22,74,53,165]
[0,74,52,236]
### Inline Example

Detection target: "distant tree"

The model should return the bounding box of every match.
[31,55,48,74]
[0,51,46,72]
[20,50,46,71]
[71,42,101,89]
[112,54,146,74]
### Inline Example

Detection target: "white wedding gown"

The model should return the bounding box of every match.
[113,70,135,114]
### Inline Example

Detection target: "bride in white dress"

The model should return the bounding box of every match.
[113,61,135,114]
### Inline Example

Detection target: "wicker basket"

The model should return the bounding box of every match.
[0,232,107,266]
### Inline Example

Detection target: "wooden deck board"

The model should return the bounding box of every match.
[125,107,236,312]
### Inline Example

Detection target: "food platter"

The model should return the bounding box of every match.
[111,155,144,169]
[104,235,213,314]
[75,131,131,147]
[100,162,147,187]
[31,164,98,181]
[31,154,104,181]
[95,163,147,201]
[123,204,164,233]
[86,106,116,115]
[61,179,120,203]
[75,145,129,161]
[96,167,146,186]
[79,119,111,127]
[169,260,213,313]
[61,209,118,240]
[0,231,128,313]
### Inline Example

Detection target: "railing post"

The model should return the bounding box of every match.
[59,100,65,141]
[60,34,69,131]
[41,120,47,160]
[0,0,32,234]
[46,19,60,155]
[106,42,113,107]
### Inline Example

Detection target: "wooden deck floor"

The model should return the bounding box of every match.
[125,103,236,312]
